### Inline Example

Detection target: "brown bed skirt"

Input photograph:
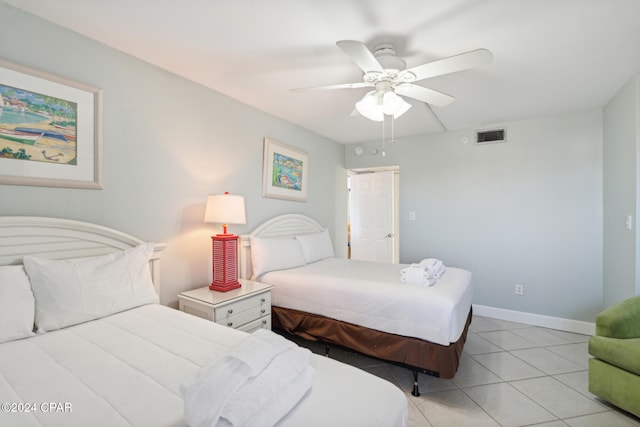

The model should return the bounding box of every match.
[272,305,473,378]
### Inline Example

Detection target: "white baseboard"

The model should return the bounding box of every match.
[473,305,595,336]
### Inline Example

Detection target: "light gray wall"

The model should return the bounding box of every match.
[5,3,630,324]
[0,4,348,305]
[346,110,603,322]
[603,73,640,306]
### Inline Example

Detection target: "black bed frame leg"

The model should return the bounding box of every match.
[411,370,420,397]
[324,344,330,357]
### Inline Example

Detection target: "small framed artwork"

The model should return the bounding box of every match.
[262,137,308,202]
[0,58,103,189]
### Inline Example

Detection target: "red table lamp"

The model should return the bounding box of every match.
[204,192,246,292]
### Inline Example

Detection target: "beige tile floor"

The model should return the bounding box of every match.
[282,315,640,427]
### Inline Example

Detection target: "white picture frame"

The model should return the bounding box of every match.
[262,137,308,202]
[0,58,103,189]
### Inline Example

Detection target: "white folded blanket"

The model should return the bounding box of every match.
[400,263,435,286]
[181,329,314,427]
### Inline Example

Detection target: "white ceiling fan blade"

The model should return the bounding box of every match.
[394,83,455,107]
[290,82,372,93]
[403,49,493,82]
[336,40,384,74]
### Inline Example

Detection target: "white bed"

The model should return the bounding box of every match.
[0,216,407,427]
[239,214,473,394]
[261,258,473,346]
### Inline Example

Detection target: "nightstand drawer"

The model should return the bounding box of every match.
[216,305,269,328]
[237,315,271,333]
[213,292,271,322]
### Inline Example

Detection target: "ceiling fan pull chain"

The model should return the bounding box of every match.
[391,115,396,144]
[382,115,386,157]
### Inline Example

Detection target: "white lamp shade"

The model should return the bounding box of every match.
[392,98,411,119]
[355,91,384,121]
[204,193,246,225]
[383,91,412,118]
[356,90,411,121]
[382,91,401,115]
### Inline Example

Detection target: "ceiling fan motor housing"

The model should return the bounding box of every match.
[372,43,407,72]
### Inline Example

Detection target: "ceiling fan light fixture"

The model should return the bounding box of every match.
[356,90,411,121]
[295,40,493,124]
[392,97,412,119]
[355,91,384,121]
[382,91,411,118]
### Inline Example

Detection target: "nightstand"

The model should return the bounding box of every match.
[178,279,273,332]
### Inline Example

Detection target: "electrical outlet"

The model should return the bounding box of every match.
[515,284,524,296]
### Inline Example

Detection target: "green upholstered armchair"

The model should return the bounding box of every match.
[588,295,640,417]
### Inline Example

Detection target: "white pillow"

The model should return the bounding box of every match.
[296,229,335,264]
[23,242,159,333]
[249,236,306,279]
[0,265,35,343]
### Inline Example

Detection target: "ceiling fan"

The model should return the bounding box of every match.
[291,40,493,121]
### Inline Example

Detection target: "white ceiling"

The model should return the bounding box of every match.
[4,0,640,144]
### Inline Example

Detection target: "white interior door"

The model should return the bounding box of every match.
[350,170,395,263]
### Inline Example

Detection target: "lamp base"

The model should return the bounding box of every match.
[210,233,240,293]
[209,281,241,292]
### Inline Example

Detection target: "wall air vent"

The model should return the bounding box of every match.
[475,128,506,144]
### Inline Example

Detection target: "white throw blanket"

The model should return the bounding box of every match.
[400,258,446,286]
[181,329,314,427]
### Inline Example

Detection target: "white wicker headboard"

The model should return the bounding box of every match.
[239,214,324,280]
[0,216,166,294]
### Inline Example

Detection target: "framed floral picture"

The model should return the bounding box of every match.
[0,58,103,189]
[262,137,308,202]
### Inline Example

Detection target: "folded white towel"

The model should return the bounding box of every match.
[237,367,315,427]
[419,258,446,279]
[400,264,435,286]
[219,347,314,427]
[181,329,311,427]
[227,328,294,376]
[181,355,245,427]
[419,258,442,270]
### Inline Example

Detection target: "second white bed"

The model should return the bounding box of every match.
[260,257,473,346]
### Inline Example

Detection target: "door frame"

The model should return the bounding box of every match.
[348,165,400,263]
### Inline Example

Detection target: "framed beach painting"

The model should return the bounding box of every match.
[262,137,308,202]
[0,58,102,189]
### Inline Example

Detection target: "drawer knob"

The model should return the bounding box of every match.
[262,320,267,325]
[261,298,266,303]
[227,309,233,314]
[261,309,266,314]
[227,322,233,327]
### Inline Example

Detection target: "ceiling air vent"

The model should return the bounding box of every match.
[476,128,506,144]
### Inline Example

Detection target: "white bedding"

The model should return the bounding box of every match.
[0,304,407,427]
[260,258,473,345]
